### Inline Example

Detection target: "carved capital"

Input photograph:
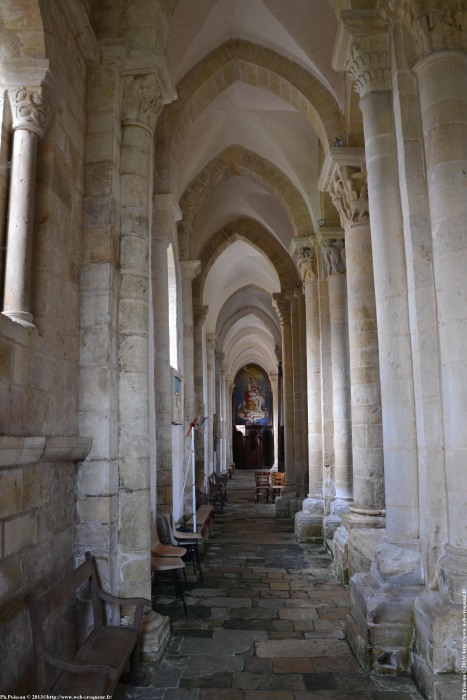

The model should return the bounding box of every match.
[319,148,369,229]
[378,0,467,58]
[348,35,391,97]
[9,86,52,136]
[206,334,217,353]
[322,239,346,277]
[331,167,369,229]
[181,260,201,281]
[272,293,291,327]
[333,11,391,97]
[294,247,318,283]
[193,304,208,326]
[122,73,163,131]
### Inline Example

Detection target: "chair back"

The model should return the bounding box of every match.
[270,472,285,487]
[255,470,270,487]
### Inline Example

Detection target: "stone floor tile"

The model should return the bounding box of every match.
[255,638,353,658]
[243,691,294,699]
[272,657,315,673]
[115,470,425,700]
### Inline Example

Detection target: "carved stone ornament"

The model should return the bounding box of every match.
[122,73,162,130]
[272,294,291,326]
[9,86,52,136]
[295,247,318,283]
[330,167,369,229]
[377,0,467,57]
[347,34,391,97]
[322,240,346,276]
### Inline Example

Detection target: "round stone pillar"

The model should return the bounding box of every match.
[347,41,419,542]
[152,196,175,511]
[294,244,325,541]
[272,292,295,516]
[206,334,217,475]
[415,49,467,601]
[120,70,173,658]
[289,288,306,501]
[180,261,201,512]
[193,304,208,487]
[324,242,352,515]
[3,87,51,327]
[181,261,201,426]
[270,371,280,469]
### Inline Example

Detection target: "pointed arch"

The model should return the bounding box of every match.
[155,39,345,194]
[178,147,314,257]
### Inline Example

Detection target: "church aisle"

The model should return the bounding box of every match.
[115,471,424,699]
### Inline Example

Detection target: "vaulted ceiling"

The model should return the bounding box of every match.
[159,0,345,381]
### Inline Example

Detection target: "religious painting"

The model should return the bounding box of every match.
[233,364,272,426]
[172,368,183,424]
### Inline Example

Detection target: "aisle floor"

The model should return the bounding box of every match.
[115,470,424,699]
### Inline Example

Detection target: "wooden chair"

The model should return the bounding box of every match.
[168,512,203,581]
[151,555,187,614]
[151,522,187,559]
[208,472,226,512]
[254,470,271,503]
[270,471,285,503]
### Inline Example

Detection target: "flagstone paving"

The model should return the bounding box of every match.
[115,470,425,699]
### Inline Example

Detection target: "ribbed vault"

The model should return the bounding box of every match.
[155,38,345,194]
[178,147,314,258]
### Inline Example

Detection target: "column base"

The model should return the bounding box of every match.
[274,485,296,518]
[323,497,353,541]
[295,497,324,542]
[332,510,386,584]
[139,609,171,661]
[2,310,37,329]
[346,571,421,674]
[346,538,424,675]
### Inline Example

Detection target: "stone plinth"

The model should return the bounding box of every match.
[346,570,421,674]
[140,609,171,661]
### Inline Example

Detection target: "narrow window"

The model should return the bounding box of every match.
[167,243,178,369]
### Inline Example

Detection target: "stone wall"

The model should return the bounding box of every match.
[0,2,91,692]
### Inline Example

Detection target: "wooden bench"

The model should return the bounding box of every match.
[26,551,151,694]
[186,504,214,552]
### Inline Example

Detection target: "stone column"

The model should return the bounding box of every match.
[415,46,467,600]
[319,150,385,581]
[193,304,208,487]
[294,243,324,541]
[270,371,280,469]
[215,351,223,472]
[333,14,422,673]
[152,195,177,511]
[3,86,51,327]
[412,45,467,695]
[272,292,295,516]
[220,364,228,472]
[322,238,352,540]
[289,288,306,506]
[180,261,201,512]
[120,70,174,657]
[181,262,201,425]
[224,373,233,470]
[206,334,217,475]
